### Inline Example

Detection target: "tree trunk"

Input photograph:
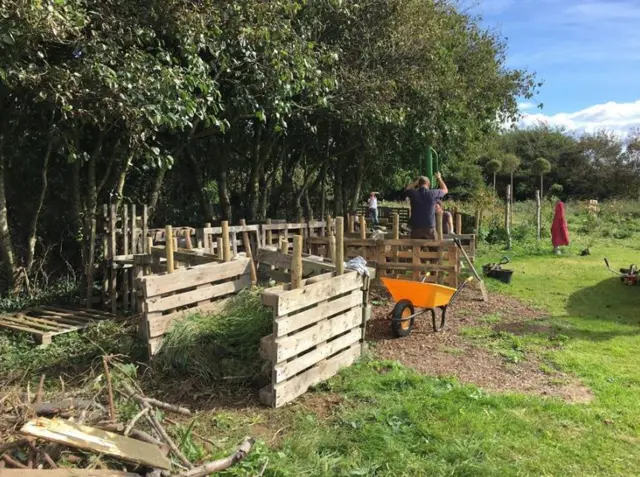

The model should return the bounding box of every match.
[540,174,544,198]
[349,154,365,214]
[0,134,17,291]
[187,152,215,223]
[148,167,167,212]
[510,172,514,222]
[25,129,55,272]
[217,149,232,222]
[493,173,496,191]
[303,188,313,221]
[113,149,134,214]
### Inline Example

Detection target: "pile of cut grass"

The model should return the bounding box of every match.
[153,288,272,385]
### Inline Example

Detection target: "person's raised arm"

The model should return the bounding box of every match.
[435,172,448,195]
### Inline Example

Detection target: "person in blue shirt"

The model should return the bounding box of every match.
[404,172,448,239]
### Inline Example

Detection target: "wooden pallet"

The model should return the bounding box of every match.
[0,306,116,345]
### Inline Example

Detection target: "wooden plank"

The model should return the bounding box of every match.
[142,258,251,297]
[379,263,456,272]
[36,307,110,321]
[256,248,336,274]
[21,417,171,469]
[2,314,74,331]
[274,306,362,362]
[145,274,251,313]
[274,327,362,383]
[151,246,219,266]
[147,297,233,339]
[266,271,362,316]
[275,289,362,336]
[273,344,361,408]
[0,471,140,476]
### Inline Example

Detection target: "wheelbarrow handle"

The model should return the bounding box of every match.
[449,276,474,305]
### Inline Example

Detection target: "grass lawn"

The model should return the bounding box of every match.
[206,236,640,476]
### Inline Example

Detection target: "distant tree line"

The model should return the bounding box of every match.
[480,125,640,201]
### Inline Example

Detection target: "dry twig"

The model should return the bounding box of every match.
[174,438,254,477]
[102,356,116,421]
[124,407,150,436]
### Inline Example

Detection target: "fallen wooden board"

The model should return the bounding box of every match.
[0,471,140,477]
[21,417,172,470]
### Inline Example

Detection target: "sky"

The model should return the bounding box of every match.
[470,0,640,135]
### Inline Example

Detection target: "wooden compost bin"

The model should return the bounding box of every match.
[138,257,253,356]
[259,270,371,408]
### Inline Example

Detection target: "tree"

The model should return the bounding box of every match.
[501,153,521,202]
[485,159,502,190]
[532,157,552,196]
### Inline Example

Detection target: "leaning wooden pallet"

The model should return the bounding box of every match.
[0,307,115,345]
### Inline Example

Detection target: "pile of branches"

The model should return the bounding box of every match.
[0,357,254,476]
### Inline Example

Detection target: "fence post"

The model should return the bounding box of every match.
[536,189,541,241]
[326,215,333,237]
[221,220,231,262]
[392,213,399,239]
[142,205,148,253]
[165,225,174,273]
[266,218,272,245]
[240,219,257,284]
[359,214,366,239]
[217,238,224,261]
[328,235,336,262]
[335,217,344,275]
[436,212,443,240]
[505,186,512,249]
[291,235,303,289]
[109,204,117,314]
[279,237,289,254]
[455,213,462,235]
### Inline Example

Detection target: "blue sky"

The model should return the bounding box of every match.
[471,0,640,134]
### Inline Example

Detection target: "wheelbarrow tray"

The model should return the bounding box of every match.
[381,277,456,309]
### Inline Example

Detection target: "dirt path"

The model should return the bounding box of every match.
[367,287,593,403]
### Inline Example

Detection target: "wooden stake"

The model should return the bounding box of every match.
[266,218,272,245]
[109,204,117,314]
[335,217,344,275]
[474,209,480,233]
[102,356,116,422]
[165,225,174,273]
[204,222,212,252]
[216,238,224,260]
[86,217,96,310]
[221,221,231,262]
[291,235,303,289]
[536,189,541,240]
[348,214,355,233]
[279,237,288,255]
[328,235,336,262]
[142,205,148,253]
[359,214,366,239]
[240,219,257,284]
[102,204,108,308]
[505,185,512,249]
[131,204,137,253]
[147,236,153,255]
[122,206,129,312]
[455,213,462,235]
[436,211,443,240]
[326,215,333,236]
[392,213,399,239]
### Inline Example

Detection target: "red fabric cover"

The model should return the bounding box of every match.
[551,201,570,247]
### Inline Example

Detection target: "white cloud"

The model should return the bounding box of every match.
[518,102,535,110]
[518,100,640,136]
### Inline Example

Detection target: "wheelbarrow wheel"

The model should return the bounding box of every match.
[391,300,415,338]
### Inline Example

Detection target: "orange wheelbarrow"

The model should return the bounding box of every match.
[381,276,473,337]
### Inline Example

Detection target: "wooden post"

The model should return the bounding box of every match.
[266,218,272,245]
[335,217,344,275]
[131,204,137,253]
[326,215,333,236]
[291,235,303,289]
[240,219,257,284]
[184,228,193,250]
[328,235,336,262]
[147,237,153,256]
[204,222,212,252]
[505,185,512,249]
[536,189,541,240]
[279,237,288,255]
[109,204,117,314]
[86,218,96,310]
[142,205,148,253]
[122,206,129,312]
[359,214,366,239]
[455,213,462,235]
[348,214,355,233]
[474,209,481,233]
[165,225,174,273]
[101,204,108,308]
[221,221,231,262]
[436,211,443,241]
[392,213,400,240]
[216,238,224,261]
[133,254,145,313]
